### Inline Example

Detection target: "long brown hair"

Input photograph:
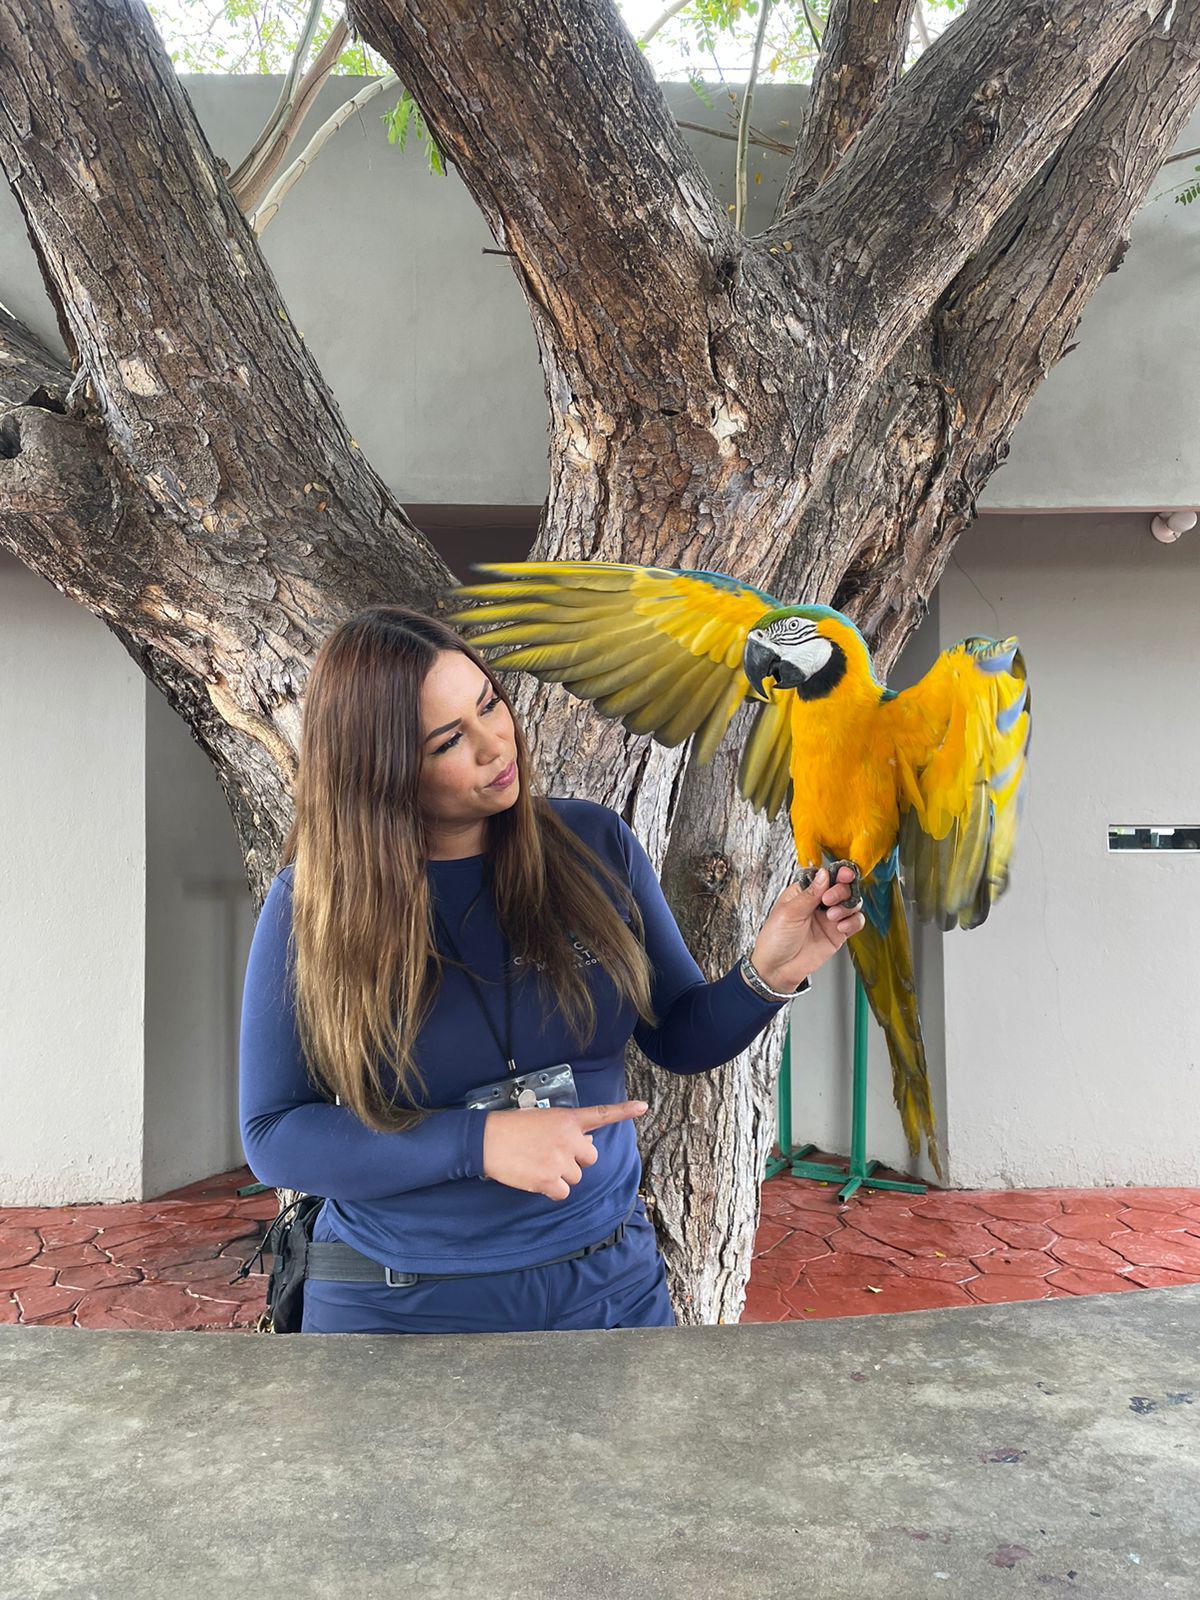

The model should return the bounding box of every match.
[277,605,660,1132]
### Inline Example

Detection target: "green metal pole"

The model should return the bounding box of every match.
[837,975,875,1199]
[785,972,928,1200]
[764,1024,795,1179]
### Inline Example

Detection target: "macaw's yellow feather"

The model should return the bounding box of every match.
[446,581,635,608]
[848,878,943,1181]
[636,657,727,744]
[665,666,744,755]
[465,560,673,591]
[695,675,755,768]
[739,696,794,821]
[582,640,694,715]
[442,558,791,771]
[882,640,1030,931]
[600,649,715,741]
[456,611,657,650]
[443,601,638,634]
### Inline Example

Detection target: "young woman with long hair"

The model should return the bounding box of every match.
[238,604,864,1334]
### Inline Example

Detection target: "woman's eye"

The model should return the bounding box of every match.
[436,694,503,754]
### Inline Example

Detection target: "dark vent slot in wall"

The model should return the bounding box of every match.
[1109,826,1200,851]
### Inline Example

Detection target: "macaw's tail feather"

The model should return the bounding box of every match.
[847,872,944,1182]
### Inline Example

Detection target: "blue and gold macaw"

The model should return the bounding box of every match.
[443,561,1032,1180]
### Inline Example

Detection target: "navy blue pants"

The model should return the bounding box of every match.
[300,1196,677,1335]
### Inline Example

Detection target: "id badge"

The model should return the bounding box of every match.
[463,1062,579,1112]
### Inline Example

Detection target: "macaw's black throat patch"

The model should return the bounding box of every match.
[795,640,848,701]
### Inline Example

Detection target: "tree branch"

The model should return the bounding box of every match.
[228,3,349,211]
[675,119,794,158]
[760,0,1176,483]
[0,303,69,409]
[775,0,916,218]
[638,0,692,46]
[249,71,399,234]
[733,0,773,233]
[343,0,736,408]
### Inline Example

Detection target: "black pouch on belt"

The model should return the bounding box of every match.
[231,1193,325,1334]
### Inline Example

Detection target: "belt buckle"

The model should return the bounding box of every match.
[384,1266,420,1288]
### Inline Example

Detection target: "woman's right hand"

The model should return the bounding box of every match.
[481,1100,649,1200]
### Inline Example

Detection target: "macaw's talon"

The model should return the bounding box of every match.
[796,861,863,910]
[822,859,863,912]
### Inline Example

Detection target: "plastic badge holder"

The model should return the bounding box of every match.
[463,1061,580,1112]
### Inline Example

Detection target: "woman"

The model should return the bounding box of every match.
[238,604,864,1335]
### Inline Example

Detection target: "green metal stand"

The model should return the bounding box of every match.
[765,974,927,1202]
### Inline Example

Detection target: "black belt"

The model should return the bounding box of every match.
[304,1196,640,1288]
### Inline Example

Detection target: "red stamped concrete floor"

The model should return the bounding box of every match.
[2,1160,1199,1330]
[0,1171,279,1332]
[746,1152,1200,1323]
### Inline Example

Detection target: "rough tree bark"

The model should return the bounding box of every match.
[1,0,1197,1322]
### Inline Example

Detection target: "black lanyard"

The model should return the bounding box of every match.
[432,904,518,1075]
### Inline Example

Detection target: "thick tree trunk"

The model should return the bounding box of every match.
[2,0,1197,1322]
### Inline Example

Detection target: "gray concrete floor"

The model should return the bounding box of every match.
[1,1286,1198,1599]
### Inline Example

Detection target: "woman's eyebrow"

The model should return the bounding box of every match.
[423,677,492,743]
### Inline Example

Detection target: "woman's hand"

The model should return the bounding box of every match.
[482,1100,650,1200]
[748,866,866,993]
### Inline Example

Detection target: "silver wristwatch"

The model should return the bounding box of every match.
[738,952,811,1002]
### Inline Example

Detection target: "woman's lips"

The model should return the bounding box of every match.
[487,760,516,788]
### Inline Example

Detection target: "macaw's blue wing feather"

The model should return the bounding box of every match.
[859,845,898,937]
[673,567,783,608]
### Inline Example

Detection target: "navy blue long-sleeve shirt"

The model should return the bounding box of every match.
[238,796,792,1273]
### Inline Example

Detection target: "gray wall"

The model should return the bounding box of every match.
[939,512,1200,1187]
[0,552,146,1205]
[143,687,255,1196]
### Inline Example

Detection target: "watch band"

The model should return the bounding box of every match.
[739,952,811,1002]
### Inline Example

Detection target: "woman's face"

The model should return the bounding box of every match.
[417,650,519,830]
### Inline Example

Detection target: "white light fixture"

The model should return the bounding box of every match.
[1151,509,1197,544]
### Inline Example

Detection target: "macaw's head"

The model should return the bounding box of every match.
[743,606,876,703]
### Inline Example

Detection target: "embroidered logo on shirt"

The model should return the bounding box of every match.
[510,934,599,974]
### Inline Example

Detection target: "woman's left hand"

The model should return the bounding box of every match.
[748,866,866,992]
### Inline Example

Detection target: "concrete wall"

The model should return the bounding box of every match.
[938,512,1200,1187]
[0,553,146,1204]
[143,687,256,1196]
[194,77,1200,515]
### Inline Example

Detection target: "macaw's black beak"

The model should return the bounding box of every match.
[744,637,779,703]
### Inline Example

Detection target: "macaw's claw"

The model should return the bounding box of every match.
[798,859,863,912]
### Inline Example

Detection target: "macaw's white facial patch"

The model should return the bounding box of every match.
[782,635,834,681]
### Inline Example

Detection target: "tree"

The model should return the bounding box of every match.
[1,0,1197,1323]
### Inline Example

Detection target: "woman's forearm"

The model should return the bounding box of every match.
[632,961,790,1073]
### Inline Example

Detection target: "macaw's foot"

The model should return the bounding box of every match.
[798,859,863,912]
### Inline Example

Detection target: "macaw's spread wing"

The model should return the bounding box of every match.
[884,637,1031,931]
[443,561,794,812]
